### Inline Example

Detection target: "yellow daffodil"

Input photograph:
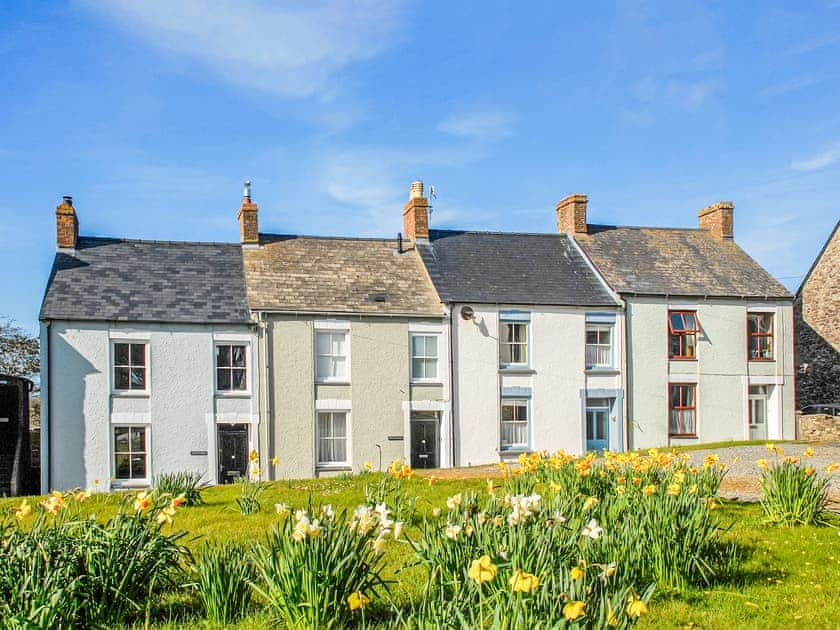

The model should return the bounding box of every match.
[804,447,814,458]
[616,485,626,495]
[510,568,540,593]
[627,594,648,617]
[362,460,373,471]
[805,467,815,477]
[570,566,585,580]
[667,483,681,496]
[41,496,62,514]
[271,456,280,466]
[563,600,585,621]
[347,591,370,611]
[826,463,840,474]
[582,496,598,510]
[428,476,437,487]
[133,491,152,512]
[74,490,91,502]
[15,499,31,520]
[446,493,462,510]
[249,449,259,462]
[708,498,719,510]
[171,493,186,508]
[703,454,719,468]
[756,458,769,470]
[642,484,657,496]
[604,562,617,577]
[468,555,497,584]
[486,479,495,495]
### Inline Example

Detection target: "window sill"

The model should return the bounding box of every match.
[411,380,443,386]
[111,391,150,399]
[215,391,252,398]
[669,434,698,439]
[315,380,351,386]
[316,464,352,472]
[499,367,536,375]
[585,368,619,375]
[669,358,698,362]
[748,359,775,363]
[498,447,529,455]
[111,479,151,489]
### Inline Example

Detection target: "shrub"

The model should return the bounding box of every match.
[154,471,207,506]
[758,450,831,526]
[235,476,265,515]
[192,542,255,624]
[251,502,396,629]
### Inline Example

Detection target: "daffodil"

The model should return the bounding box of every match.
[582,518,603,540]
[74,490,91,502]
[446,493,462,510]
[271,455,280,466]
[347,591,370,611]
[642,484,657,496]
[570,566,585,580]
[15,499,31,520]
[133,491,152,512]
[362,460,373,472]
[804,447,814,458]
[468,555,497,584]
[826,463,840,474]
[445,524,462,540]
[171,493,186,508]
[805,467,815,477]
[667,483,681,496]
[428,476,437,487]
[249,449,259,463]
[510,568,539,593]
[563,600,585,621]
[275,503,290,516]
[582,496,598,510]
[756,458,769,470]
[626,594,649,617]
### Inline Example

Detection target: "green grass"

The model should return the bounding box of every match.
[3,475,839,629]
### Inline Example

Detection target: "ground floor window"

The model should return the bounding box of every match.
[669,384,696,437]
[317,411,348,465]
[501,399,528,450]
[114,426,148,480]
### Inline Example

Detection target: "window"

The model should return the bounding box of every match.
[317,411,348,465]
[411,334,439,381]
[501,399,528,449]
[585,325,613,369]
[113,343,147,391]
[114,426,148,480]
[500,322,528,366]
[668,311,700,360]
[747,313,774,361]
[216,344,247,391]
[669,384,696,436]
[316,332,348,381]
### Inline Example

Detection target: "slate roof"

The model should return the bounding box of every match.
[40,237,251,324]
[243,234,443,315]
[416,230,617,306]
[575,225,792,299]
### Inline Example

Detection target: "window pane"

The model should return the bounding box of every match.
[217,368,231,390]
[411,335,425,357]
[332,413,347,438]
[130,367,146,389]
[131,455,146,478]
[425,335,438,357]
[114,343,129,365]
[501,403,515,420]
[500,342,512,364]
[333,357,346,378]
[332,334,345,355]
[747,315,758,335]
[424,358,437,379]
[683,314,697,331]
[759,314,772,334]
[669,385,679,406]
[513,343,527,364]
[231,345,246,367]
[232,368,247,390]
[683,410,695,434]
[586,330,599,344]
[130,344,145,366]
[316,356,331,379]
[130,427,146,452]
[114,367,130,390]
[683,385,694,407]
[318,413,329,437]
[115,454,130,479]
[412,358,425,379]
[316,333,331,355]
[114,427,130,452]
[670,313,684,331]
[216,345,231,367]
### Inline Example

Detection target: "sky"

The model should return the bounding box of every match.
[1,1,840,334]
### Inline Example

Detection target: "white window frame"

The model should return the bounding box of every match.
[314,401,352,469]
[585,324,614,369]
[111,341,150,396]
[410,333,441,383]
[214,342,251,395]
[111,424,151,487]
[500,398,530,451]
[314,322,351,384]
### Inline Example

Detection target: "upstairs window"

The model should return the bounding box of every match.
[216,344,248,391]
[585,325,613,369]
[113,343,147,391]
[411,334,439,381]
[316,331,349,382]
[669,383,697,437]
[747,313,774,361]
[500,322,529,366]
[668,311,700,360]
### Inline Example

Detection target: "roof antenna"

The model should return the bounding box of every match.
[428,185,436,219]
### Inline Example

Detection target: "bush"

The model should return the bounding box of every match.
[758,450,831,526]
[154,471,207,506]
[251,502,396,629]
[192,542,255,624]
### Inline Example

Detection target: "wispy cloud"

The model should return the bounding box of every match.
[791,142,840,172]
[82,0,407,98]
[760,74,822,97]
[437,109,515,139]
[783,30,840,56]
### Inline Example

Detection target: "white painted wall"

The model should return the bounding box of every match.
[452,304,624,466]
[625,297,795,449]
[43,321,258,491]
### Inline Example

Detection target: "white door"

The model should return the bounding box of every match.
[749,385,770,441]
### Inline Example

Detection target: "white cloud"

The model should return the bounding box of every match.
[791,142,840,172]
[82,0,407,97]
[437,109,515,139]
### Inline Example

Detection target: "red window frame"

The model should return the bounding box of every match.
[669,383,697,437]
[668,311,700,360]
[747,313,774,362]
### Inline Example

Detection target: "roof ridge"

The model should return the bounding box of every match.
[430,228,569,238]
[79,235,239,247]
[259,232,398,243]
[586,224,705,232]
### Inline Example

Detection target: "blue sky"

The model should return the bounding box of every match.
[2,1,839,334]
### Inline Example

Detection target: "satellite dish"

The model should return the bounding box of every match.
[460,305,474,320]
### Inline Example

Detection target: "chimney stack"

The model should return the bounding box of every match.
[403,180,429,242]
[556,193,588,235]
[698,201,734,240]
[237,180,259,245]
[56,195,78,250]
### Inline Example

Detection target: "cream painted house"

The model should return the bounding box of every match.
[237,189,450,477]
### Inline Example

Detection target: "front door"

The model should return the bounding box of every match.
[218,424,249,483]
[410,412,439,469]
[586,399,610,452]
[749,386,769,441]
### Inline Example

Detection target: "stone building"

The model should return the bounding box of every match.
[795,220,840,410]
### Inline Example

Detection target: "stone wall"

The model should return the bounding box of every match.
[798,413,840,443]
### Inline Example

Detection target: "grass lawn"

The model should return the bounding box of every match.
[3,474,839,629]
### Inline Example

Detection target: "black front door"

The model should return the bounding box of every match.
[410,412,439,469]
[218,424,248,483]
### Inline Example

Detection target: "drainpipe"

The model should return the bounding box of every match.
[42,321,51,493]
[448,306,457,467]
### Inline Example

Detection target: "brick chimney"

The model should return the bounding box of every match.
[698,201,734,240]
[237,181,259,245]
[56,195,78,250]
[556,193,588,235]
[403,180,430,242]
